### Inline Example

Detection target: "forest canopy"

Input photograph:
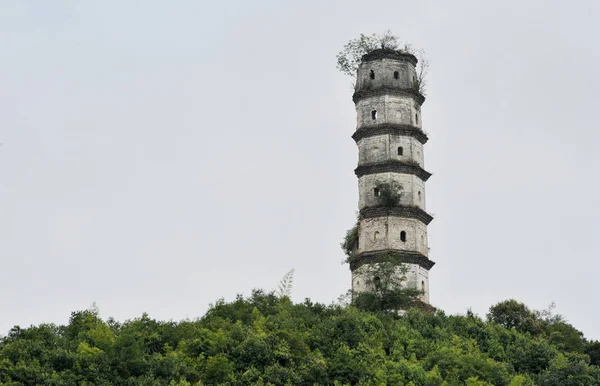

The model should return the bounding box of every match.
[1,292,599,385]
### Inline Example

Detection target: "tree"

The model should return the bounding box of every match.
[537,352,596,385]
[412,49,430,95]
[1,293,598,384]
[352,253,423,313]
[586,341,600,366]
[341,218,359,261]
[335,33,379,79]
[336,31,407,79]
[276,269,295,298]
[204,354,235,384]
[487,300,541,335]
[374,180,404,207]
[336,31,429,95]
[544,321,585,353]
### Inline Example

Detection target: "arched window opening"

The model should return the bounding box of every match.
[400,231,407,242]
[356,236,359,248]
[374,231,380,241]
[356,280,360,286]
[371,110,377,120]
[415,113,419,125]
[397,146,403,156]
[374,187,380,197]
[369,70,375,79]
[393,71,399,79]
[373,276,381,288]
[418,191,421,200]
[421,280,425,290]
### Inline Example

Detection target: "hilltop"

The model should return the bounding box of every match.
[1,291,599,385]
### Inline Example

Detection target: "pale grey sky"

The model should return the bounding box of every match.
[1,0,599,339]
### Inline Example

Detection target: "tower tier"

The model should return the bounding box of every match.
[358,172,428,210]
[357,216,429,257]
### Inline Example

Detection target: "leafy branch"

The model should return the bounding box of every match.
[336,31,429,95]
[375,180,404,207]
[412,49,429,95]
[352,252,424,313]
[341,217,360,262]
[276,269,295,298]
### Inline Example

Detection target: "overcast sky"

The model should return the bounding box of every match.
[1,0,599,339]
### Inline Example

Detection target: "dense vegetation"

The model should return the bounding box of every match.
[1,293,599,385]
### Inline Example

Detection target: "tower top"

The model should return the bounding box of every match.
[354,49,425,105]
[361,49,418,66]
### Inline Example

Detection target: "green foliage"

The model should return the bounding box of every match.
[336,31,414,78]
[341,219,359,259]
[341,222,422,314]
[487,299,587,354]
[336,31,429,95]
[0,293,598,384]
[352,255,423,313]
[545,320,585,353]
[276,269,295,299]
[375,179,404,207]
[585,341,600,366]
[537,352,597,385]
[487,299,542,334]
[336,33,381,79]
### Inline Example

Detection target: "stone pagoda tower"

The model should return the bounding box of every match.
[350,49,434,304]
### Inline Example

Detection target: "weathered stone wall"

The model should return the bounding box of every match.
[351,262,429,303]
[416,266,430,303]
[358,172,426,210]
[355,95,422,129]
[358,216,429,256]
[357,135,424,167]
[355,58,417,91]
